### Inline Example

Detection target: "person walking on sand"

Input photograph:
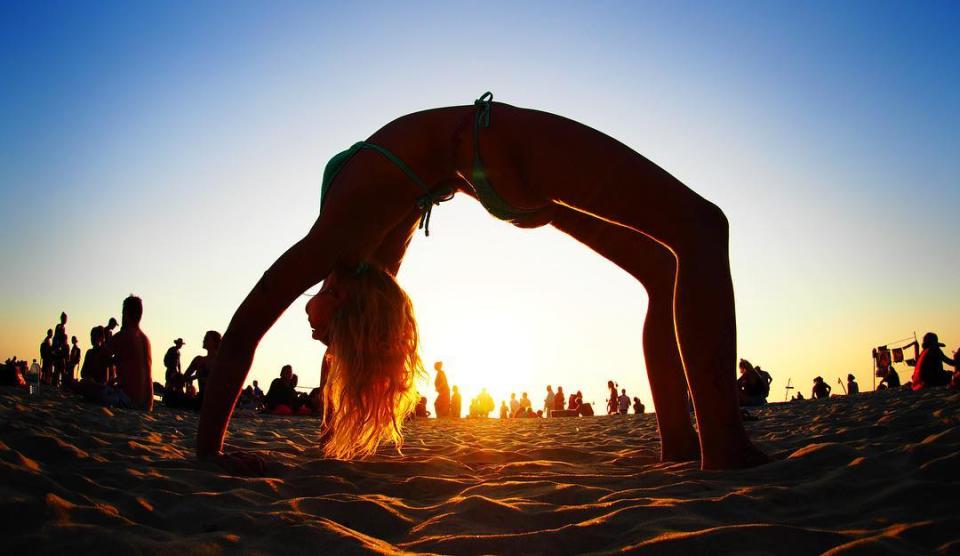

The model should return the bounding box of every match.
[812,376,831,399]
[434,361,450,418]
[108,296,153,411]
[846,374,859,395]
[198,92,767,471]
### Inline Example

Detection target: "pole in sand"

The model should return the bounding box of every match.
[784,378,793,402]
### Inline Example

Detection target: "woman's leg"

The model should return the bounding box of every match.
[547,153,767,469]
[551,207,700,462]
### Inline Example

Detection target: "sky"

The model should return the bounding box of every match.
[2,1,958,413]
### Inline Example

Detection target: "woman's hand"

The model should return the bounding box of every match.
[205,450,269,476]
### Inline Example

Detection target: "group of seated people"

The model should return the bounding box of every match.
[260,364,323,416]
[737,359,773,406]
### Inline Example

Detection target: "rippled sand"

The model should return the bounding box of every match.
[2,386,959,554]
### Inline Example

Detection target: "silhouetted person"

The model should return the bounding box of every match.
[737,359,767,406]
[79,326,112,385]
[633,397,645,414]
[39,329,53,384]
[477,388,495,417]
[606,380,618,415]
[67,336,81,384]
[52,312,69,387]
[434,361,450,418]
[912,332,955,390]
[183,331,221,406]
[878,365,901,389]
[520,392,532,416]
[450,385,462,418]
[253,380,264,400]
[544,385,555,414]
[846,374,859,395]
[164,338,185,384]
[756,365,773,397]
[509,392,520,417]
[265,365,296,412]
[555,386,565,411]
[104,317,118,342]
[812,376,831,399]
[28,359,40,382]
[415,396,430,417]
[109,295,153,411]
[618,388,630,414]
[197,93,768,470]
[500,401,508,419]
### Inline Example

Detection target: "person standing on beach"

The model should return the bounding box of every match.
[433,361,450,418]
[164,338,185,384]
[108,296,153,411]
[39,329,53,384]
[52,313,69,387]
[606,380,619,415]
[104,317,118,342]
[618,388,631,414]
[555,386,566,411]
[911,332,955,390]
[846,374,859,395]
[509,393,520,417]
[812,376,831,399]
[450,385,462,418]
[544,385,555,415]
[67,336,81,383]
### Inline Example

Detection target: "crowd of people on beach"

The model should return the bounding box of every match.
[4,301,959,423]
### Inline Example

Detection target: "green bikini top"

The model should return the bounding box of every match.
[319,92,538,236]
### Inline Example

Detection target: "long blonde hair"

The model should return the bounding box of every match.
[322,263,424,459]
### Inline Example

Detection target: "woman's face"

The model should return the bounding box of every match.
[306,274,345,343]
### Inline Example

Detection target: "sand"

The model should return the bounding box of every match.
[2,385,958,555]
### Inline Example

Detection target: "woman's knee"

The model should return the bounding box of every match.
[672,200,729,259]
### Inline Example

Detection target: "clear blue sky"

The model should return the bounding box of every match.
[2,1,958,408]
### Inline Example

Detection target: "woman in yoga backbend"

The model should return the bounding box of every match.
[197,93,768,471]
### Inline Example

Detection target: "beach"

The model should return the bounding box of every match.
[2,386,958,555]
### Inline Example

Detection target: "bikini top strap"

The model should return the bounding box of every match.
[358,143,452,237]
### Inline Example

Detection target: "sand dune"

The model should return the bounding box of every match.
[2,386,958,554]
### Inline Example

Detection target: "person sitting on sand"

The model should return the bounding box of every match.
[265,365,296,413]
[737,359,767,406]
[108,296,153,411]
[414,396,430,418]
[568,391,579,413]
[79,326,112,385]
[450,385,462,418]
[519,392,532,415]
[911,332,955,390]
[846,374,859,395]
[877,365,901,389]
[434,361,450,418]
[792,392,805,401]
[618,388,631,414]
[500,400,508,419]
[555,386,565,411]
[812,376,831,399]
[633,397,645,414]
[198,93,767,471]
[184,331,221,407]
